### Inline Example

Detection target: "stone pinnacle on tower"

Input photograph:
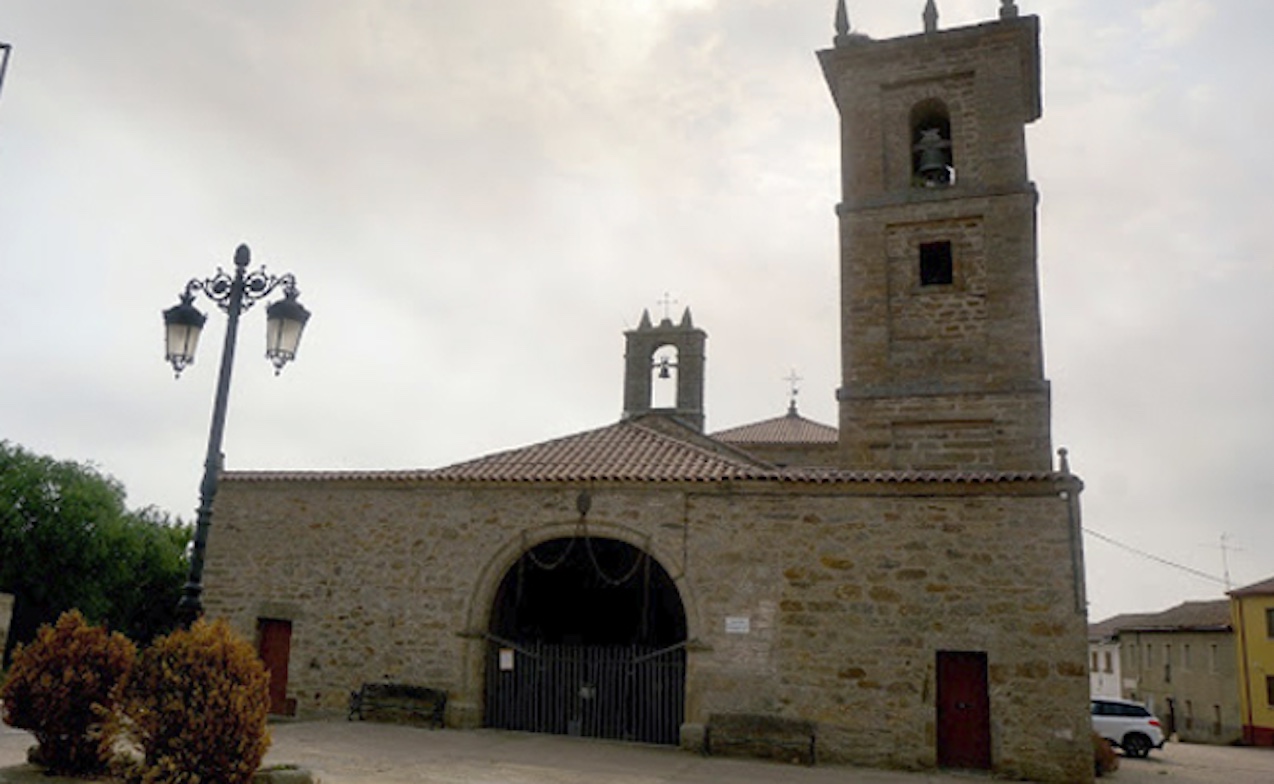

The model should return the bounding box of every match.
[924,0,939,33]
[833,0,851,47]
[1000,0,1019,19]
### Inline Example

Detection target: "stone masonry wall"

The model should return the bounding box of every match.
[205,474,1090,782]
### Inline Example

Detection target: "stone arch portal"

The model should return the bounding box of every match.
[483,536,687,745]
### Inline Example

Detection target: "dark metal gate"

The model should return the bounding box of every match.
[484,637,686,745]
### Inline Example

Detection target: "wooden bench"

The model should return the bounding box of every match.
[704,713,816,765]
[347,683,446,728]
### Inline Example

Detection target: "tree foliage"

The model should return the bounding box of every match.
[0,441,190,663]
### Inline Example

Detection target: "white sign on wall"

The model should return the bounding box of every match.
[499,648,515,671]
[725,616,751,634]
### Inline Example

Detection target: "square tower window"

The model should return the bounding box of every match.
[919,241,954,286]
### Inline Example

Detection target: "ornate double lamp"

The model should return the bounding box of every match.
[162,243,311,622]
[163,244,311,377]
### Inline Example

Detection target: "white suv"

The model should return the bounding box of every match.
[1091,698,1166,758]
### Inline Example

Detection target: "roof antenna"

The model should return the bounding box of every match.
[924,0,939,33]
[1000,0,1019,19]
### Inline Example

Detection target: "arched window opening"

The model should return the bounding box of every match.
[911,99,954,187]
[651,345,678,408]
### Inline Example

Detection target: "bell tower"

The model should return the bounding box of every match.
[818,1,1051,472]
[622,307,707,432]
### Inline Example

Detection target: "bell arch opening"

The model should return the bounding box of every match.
[484,536,687,744]
[651,345,680,411]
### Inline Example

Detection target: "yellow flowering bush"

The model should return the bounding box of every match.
[113,618,271,784]
[0,609,136,775]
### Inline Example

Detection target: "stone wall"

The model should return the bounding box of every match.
[205,473,1091,782]
[822,17,1052,474]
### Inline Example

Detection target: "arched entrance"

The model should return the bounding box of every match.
[483,536,687,744]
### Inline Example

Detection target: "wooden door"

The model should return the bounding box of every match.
[258,619,294,716]
[936,650,991,770]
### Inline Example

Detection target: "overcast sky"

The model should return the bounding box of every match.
[1,0,1269,623]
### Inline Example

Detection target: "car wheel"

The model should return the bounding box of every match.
[1122,733,1151,758]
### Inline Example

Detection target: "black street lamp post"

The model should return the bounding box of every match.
[163,244,311,623]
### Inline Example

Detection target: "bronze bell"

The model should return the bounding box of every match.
[914,128,952,185]
[657,356,672,379]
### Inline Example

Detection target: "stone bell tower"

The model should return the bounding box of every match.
[622,307,707,432]
[819,0,1052,472]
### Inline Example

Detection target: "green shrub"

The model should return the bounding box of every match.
[0,609,136,775]
[114,618,271,784]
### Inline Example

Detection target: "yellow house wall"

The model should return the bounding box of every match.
[1232,595,1274,741]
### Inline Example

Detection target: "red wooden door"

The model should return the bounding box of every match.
[258,619,293,716]
[936,650,992,770]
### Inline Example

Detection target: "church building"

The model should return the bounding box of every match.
[204,3,1093,780]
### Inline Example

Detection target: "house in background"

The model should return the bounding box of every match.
[1094,600,1242,744]
[1088,613,1149,699]
[1229,576,1274,745]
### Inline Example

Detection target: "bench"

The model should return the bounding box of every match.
[347,683,446,728]
[704,713,816,765]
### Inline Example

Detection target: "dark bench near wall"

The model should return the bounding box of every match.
[705,713,817,765]
[348,683,446,729]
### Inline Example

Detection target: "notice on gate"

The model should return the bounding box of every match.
[725,616,751,634]
[499,648,515,671]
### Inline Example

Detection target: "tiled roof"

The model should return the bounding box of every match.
[1088,613,1154,641]
[1229,576,1274,597]
[712,407,838,445]
[1092,600,1232,636]
[422,419,771,482]
[223,418,1068,486]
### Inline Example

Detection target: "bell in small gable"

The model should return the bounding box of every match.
[914,127,953,186]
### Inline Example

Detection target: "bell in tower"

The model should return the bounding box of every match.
[914,127,953,186]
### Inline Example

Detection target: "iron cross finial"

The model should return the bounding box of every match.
[784,369,803,415]
[656,292,679,322]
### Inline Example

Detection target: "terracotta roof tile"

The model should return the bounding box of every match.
[422,420,769,482]
[713,410,838,445]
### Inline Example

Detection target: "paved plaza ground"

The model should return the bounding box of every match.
[5,719,1274,783]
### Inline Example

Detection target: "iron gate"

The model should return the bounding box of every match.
[484,638,686,745]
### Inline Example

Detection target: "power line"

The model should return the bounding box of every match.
[1083,527,1227,586]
